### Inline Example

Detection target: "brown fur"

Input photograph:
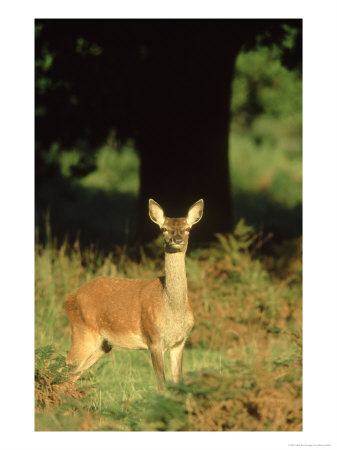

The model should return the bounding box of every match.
[65,199,203,390]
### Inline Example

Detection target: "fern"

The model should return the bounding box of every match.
[35,345,73,385]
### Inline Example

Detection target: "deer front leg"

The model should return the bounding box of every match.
[149,346,166,391]
[169,340,185,383]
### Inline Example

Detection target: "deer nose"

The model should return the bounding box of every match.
[173,235,183,244]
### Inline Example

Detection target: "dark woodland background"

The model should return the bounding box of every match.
[35,19,302,249]
[35,19,303,432]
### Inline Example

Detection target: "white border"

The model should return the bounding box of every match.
[1,1,336,449]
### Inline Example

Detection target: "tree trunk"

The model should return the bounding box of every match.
[136,45,238,243]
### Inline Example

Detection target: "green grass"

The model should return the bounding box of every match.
[35,346,231,431]
[35,341,301,431]
[35,220,302,431]
[35,40,302,431]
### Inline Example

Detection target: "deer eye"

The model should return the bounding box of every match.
[185,227,191,232]
[161,227,167,232]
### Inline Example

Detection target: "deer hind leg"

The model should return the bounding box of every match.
[66,329,109,380]
[149,345,166,391]
[169,339,186,383]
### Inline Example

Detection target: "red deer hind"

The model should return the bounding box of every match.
[65,199,204,390]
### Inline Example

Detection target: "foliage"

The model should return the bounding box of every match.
[35,20,301,150]
[134,367,301,431]
[231,45,301,128]
[59,142,139,194]
[35,25,302,246]
[35,345,88,412]
[34,23,302,431]
[35,219,302,431]
[187,222,302,352]
[228,36,302,238]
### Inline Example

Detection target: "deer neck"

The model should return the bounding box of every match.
[163,250,188,309]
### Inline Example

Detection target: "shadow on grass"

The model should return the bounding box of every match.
[36,172,301,253]
[232,190,302,242]
[36,173,138,251]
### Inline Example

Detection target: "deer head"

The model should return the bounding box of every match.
[149,199,204,253]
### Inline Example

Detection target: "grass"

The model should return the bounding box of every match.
[35,123,302,432]
[35,220,302,431]
[35,41,302,431]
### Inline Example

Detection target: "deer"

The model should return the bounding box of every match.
[64,198,204,390]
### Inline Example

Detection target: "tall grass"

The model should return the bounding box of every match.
[35,39,302,431]
[35,220,302,431]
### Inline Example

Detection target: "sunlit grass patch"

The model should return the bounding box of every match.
[35,218,301,431]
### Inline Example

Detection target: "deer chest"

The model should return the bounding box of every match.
[161,307,194,350]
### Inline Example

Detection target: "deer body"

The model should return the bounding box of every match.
[65,199,203,390]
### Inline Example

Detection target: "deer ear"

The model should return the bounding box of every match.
[186,199,204,226]
[149,199,165,226]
